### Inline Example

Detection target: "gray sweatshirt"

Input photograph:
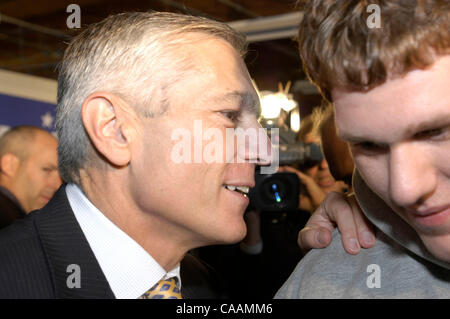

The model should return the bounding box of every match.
[275,170,450,298]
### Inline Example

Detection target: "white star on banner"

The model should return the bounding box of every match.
[41,112,54,129]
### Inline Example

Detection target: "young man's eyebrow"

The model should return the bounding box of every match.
[338,134,387,146]
[337,127,386,145]
[337,134,363,143]
[339,116,450,143]
[337,129,367,143]
[404,116,450,136]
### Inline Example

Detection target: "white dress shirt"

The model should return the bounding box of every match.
[66,183,181,299]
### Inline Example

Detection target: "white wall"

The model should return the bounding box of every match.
[0,69,57,104]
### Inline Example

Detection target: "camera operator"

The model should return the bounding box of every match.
[279,113,350,214]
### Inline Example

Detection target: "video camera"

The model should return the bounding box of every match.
[247,88,323,212]
[248,131,323,213]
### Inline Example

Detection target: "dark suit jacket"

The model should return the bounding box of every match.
[0,187,26,230]
[0,185,226,299]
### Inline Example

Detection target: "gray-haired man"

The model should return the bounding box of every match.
[0,12,266,299]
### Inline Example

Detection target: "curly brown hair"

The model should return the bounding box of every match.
[297,0,450,102]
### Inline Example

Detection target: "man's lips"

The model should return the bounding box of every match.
[316,174,335,186]
[223,186,250,201]
[222,180,254,204]
[408,205,450,227]
[223,178,255,189]
[318,179,335,187]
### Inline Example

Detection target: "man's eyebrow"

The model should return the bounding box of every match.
[339,115,450,143]
[218,91,261,116]
[404,116,450,136]
[338,133,379,144]
[338,126,385,144]
[44,164,58,169]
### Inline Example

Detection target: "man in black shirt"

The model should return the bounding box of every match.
[0,126,61,229]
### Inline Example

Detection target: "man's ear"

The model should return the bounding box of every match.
[81,92,134,167]
[0,154,21,178]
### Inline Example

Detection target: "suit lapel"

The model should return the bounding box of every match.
[34,185,115,299]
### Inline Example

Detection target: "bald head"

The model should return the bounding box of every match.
[0,126,62,212]
[0,126,50,161]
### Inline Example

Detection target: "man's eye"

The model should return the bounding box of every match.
[221,111,239,122]
[351,142,386,154]
[415,127,448,140]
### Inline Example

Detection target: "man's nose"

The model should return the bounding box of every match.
[389,143,436,208]
[50,172,63,191]
[319,158,329,170]
[241,120,272,166]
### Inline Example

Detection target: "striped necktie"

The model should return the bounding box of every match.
[139,277,182,299]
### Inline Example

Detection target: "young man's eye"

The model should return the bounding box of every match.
[415,127,449,140]
[351,142,386,155]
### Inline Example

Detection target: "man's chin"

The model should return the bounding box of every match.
[217,229,247,246]
[32,197,51,211]
[206,221,247,246]
[421,234,450,263]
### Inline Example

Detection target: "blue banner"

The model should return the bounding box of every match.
[0,93,56,136]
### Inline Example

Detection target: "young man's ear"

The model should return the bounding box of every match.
[81,92,134,167]
[0,153,21,178]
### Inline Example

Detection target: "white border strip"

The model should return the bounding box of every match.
[227,12,303,35]
[0,69,57,104]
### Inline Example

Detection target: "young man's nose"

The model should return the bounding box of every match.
[388,144,436,208]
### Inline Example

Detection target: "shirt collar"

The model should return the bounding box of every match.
[66,183,181,299]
